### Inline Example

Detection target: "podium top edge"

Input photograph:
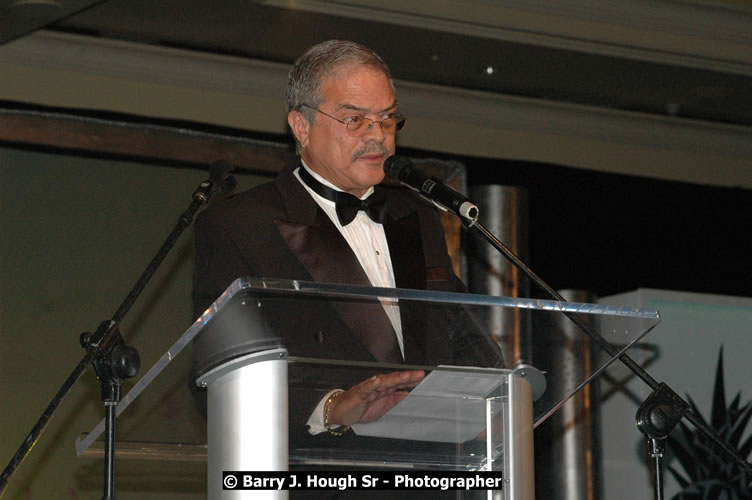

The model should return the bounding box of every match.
[207,276,661,320]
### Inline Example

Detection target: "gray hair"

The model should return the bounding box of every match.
[286,40,395,123]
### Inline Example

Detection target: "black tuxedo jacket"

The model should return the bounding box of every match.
[192,163,502,369]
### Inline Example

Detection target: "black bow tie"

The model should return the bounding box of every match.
[298,166,387,226]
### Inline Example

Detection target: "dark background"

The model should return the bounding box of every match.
[403,146,750,298]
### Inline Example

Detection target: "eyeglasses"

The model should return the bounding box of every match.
[301,104,406,137]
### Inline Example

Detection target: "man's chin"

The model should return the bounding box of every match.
[353,171,386,192]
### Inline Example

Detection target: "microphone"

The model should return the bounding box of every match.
[384,156,479,221]
[208,160,237,197]
[194,160,237,203]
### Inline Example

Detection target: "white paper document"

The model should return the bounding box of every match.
[351,367,506,443]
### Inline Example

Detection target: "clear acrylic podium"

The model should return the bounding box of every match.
[76,277,660,499]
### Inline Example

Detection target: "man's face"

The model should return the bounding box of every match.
[288,65,397,198]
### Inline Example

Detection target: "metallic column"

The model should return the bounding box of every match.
[467,185,531,366]
[537,289,603,500]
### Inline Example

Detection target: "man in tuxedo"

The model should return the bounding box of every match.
[192,40,502,437]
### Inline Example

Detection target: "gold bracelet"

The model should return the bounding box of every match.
[324,390,350,436]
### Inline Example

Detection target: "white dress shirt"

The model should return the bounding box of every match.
[295,162,403,434]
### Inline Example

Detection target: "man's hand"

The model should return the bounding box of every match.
[328,370,425,426]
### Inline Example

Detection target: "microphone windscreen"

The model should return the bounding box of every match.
[383,155,413,181]
[209,160,233,182]
[221,175,237,196]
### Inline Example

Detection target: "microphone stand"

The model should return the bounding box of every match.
[0,161,235,499]
[465,217,752,499]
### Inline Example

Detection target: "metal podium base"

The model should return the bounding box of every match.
[197,348,289,499]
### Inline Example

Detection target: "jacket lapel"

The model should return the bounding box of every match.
[274,210,369,287]
[383,196,430,365]
[384,211,426,291]
[272,165,402,363]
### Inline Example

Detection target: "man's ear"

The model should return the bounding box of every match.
[287,110,310,149]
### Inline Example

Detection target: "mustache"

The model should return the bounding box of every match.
[351,142,390,162]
